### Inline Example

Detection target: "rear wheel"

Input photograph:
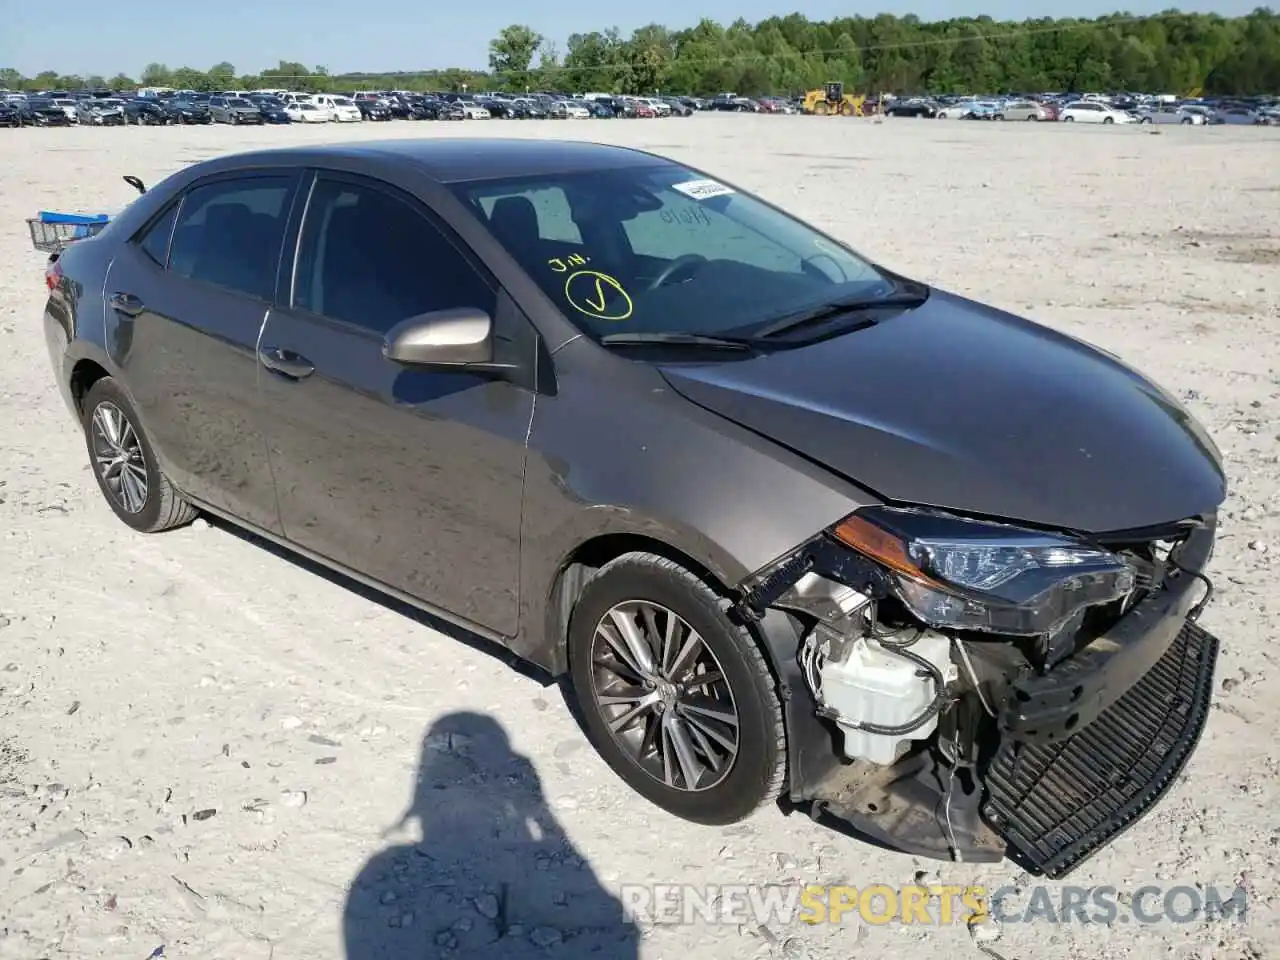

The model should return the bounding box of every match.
[1103,116,1114,124]
[82,378,198,533]
[1064,115,1075,122]
[567,552,786,824]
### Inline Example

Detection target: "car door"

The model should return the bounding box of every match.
[257,171,536,637]
[103,170,302,532]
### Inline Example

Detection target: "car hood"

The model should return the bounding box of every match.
[657,289,1225,533]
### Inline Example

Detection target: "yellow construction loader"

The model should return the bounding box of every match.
[802,82,865,116]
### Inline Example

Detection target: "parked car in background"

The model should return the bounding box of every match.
[355,98,393,121]
[75,98,126,125]
[886,98,938,118]
[209,96,266,125]
[460,101,491,119]
[1217,106,1270,125]
[254,98,293,124]
[1137,104,1205,125]
[311,95,361,122]
[16,98,76,126]
[964,101,1001,119]
[934,101,974,119]
[162,98,212,124]
[512,97,550,119]
[1060,101,1136,123]
[550,100,590,119]
[998,100,1048,121]
[123,98,169,125]
[283,101,326,123]
[49,97,80,122]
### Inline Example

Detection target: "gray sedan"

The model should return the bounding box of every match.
[40,139,1226,879]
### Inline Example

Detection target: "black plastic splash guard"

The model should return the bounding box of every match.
[982,620,1218,879]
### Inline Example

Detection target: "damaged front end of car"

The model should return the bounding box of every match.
[733,505,1219,879]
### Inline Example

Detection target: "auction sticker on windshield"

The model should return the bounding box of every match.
[671,179,736,201]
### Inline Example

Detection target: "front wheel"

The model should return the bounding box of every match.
[1103,116,1114,124]
[568,552,786,825]
[1064,115,1075,122]
[82,378,198,533]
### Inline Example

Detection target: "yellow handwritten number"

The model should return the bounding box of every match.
[564,270,633,322]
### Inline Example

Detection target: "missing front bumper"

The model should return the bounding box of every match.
[983,619,1219,878]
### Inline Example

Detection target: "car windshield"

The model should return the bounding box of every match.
[450,162,894,341]
[333,97,353,105]
[297,103,317,110]
[228,98,253,107]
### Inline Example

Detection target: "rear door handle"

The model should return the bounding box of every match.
[109,292,145,317]
[259,346,315,380]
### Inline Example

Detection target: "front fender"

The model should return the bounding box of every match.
[513,339,875,673]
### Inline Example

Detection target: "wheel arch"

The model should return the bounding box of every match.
[69,357,112,416]
[536,524,744,677]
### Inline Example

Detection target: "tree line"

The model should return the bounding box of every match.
[3,9,1278,99]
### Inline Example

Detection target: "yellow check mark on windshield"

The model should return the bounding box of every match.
[584,277,610,312]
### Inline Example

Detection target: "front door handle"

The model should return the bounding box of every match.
[259,346,315,380]
[109,292,145,317]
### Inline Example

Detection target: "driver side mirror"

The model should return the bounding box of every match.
[383,308,494,367]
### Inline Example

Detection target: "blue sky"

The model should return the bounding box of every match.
[0,0,1261,78]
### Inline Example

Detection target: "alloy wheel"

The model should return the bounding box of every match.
[588,600,740,792]
[90,402,148,514]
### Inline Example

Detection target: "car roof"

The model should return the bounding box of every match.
[194,138,669,184]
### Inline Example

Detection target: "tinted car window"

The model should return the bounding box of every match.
[137,203,179,267]
[168,176,293,300]
[293,177,495,335]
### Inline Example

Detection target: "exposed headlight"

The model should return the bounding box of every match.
[831,507,1134,636]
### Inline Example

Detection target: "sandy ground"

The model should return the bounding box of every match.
[1,115,1278,960]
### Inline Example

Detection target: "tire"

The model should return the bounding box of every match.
[1181,118,1192,125]
[81,378,197,533]
[567,552,786,825]
[1064,115,1074,122]
[1103,116,1114,124]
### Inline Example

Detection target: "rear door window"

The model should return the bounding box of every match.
[168,175,295,300]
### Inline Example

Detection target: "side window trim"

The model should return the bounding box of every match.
[130,197,182,269]
[284,169,499,338]
[166,168,304,303]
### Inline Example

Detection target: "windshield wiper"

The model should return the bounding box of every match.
[599,332,760,351]
[750,291,929,340]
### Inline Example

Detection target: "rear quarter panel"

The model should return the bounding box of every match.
[43,237,118,421]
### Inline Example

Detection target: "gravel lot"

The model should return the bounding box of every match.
[1,116,1277,960]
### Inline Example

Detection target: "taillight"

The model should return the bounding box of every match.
[45,259,62,292]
